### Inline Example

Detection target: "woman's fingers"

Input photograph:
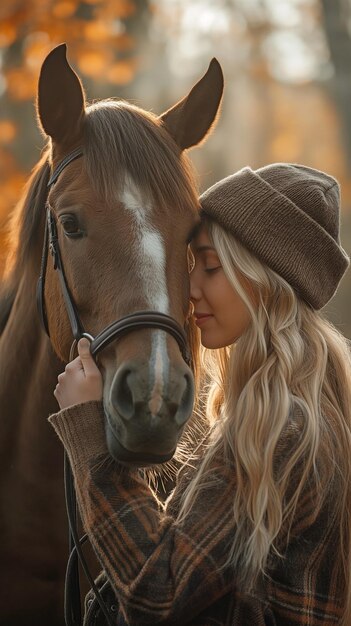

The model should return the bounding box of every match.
[77,338,100,377]
[53,338,103,409]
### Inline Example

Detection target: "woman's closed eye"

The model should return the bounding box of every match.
[204,254,222,273]
[204,265,222,273]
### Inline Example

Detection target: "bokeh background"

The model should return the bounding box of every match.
[0,0,350,336]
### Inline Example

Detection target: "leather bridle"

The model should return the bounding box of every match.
[37,147,190,364]
[37,147,192,626]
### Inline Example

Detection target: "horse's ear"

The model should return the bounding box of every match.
[160,58,223,151]
[37,43,85,147]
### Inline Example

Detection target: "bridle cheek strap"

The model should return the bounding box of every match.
[37,147,85,341]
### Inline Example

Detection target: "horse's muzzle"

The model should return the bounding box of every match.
[104,361,194,466]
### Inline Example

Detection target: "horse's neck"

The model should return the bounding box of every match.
[0,269,70,616]
[0,271,63,465]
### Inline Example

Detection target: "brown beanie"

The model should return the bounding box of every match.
[200,163,350,309]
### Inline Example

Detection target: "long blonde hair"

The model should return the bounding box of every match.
[180,218,351,620]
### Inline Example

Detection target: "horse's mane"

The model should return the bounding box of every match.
[0,151,51,333]
[0,99,199,334]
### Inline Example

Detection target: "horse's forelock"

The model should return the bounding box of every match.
[83,100,199,213]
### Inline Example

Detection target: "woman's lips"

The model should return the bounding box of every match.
[194,313,213,327]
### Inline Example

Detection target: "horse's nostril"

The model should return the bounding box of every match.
[113,366,134,420]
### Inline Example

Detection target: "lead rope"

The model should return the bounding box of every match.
[64,455,115,626]
[64,340,114,626]
[64,454,82,626]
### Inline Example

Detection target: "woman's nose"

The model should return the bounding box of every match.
[190,273,200,302]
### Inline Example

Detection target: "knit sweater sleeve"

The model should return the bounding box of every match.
[49,401,235,625]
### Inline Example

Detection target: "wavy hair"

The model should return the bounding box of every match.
[180,218,351,623]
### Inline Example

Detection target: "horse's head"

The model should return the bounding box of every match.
[37,44,223,465]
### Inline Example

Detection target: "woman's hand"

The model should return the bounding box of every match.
[54,338,103,409]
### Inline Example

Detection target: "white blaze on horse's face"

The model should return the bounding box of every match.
[122,179,170,419]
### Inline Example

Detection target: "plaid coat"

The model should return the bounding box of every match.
[49,401,345,626]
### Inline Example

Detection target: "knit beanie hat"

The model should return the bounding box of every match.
[200,163,350,309]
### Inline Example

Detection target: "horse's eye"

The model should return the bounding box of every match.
[60,214,83,238]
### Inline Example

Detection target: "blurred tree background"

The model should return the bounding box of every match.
[0,0,350,335]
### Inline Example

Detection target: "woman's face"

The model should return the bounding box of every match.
[189,225,254,349]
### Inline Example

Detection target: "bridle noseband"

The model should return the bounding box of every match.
[37,148,192,626]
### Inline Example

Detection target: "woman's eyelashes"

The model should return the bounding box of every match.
[204,266,221,273]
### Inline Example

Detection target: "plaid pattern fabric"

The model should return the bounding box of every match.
[49,401,345,626]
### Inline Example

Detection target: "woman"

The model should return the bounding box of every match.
[51,163,351,625]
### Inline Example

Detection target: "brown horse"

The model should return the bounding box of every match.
[0,45,223,626]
